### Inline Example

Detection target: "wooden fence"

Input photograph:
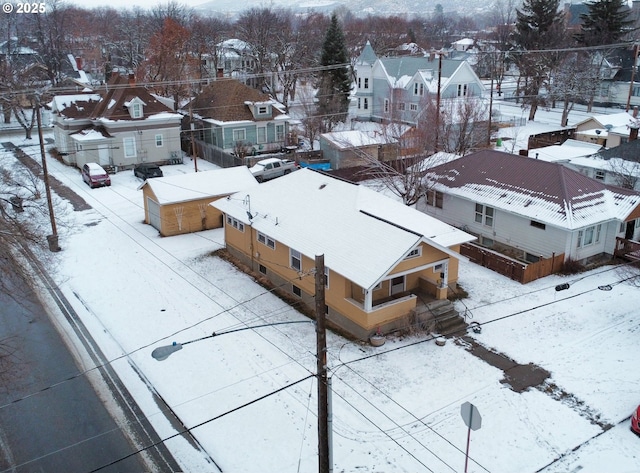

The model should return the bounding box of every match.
[614,237,640,261]
[461,243,564,284]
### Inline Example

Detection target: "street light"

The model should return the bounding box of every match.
[152,255,330,473]
[151,318,330,470]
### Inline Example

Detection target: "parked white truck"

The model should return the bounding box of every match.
[249,157,300,182]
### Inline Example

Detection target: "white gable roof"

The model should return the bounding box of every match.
[527,139,602,162]
[141,167,257,205]
[212,169,474,290]
[321,130,395,149]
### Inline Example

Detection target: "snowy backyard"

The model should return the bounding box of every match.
[2,99,640,472]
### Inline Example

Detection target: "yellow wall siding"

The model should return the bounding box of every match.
[221,218,463,338]
[141,185,228,236]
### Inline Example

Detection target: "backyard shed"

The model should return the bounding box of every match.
[139,166,257,236]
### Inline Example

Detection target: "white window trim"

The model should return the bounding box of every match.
[290,248,302,271]
[123,136,136,159]
[257,126,267,144]
[404,247,422,260]
[226,215,245,232]
[275,124,285,141]
[257,232,275,249]
[233,129,246,142]
[131,103,143,118]
[155,134,163,147]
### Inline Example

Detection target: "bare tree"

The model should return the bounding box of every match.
[438,95,490,155]
[547,53,599,126]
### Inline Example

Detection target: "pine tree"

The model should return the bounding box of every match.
[575,0,637,46]
[316,13,352,132]
[511,0,566,120]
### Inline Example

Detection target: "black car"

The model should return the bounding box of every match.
[134,163,163,180]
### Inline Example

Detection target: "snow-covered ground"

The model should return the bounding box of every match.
[2,100,640,472]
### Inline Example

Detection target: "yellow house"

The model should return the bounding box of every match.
[139,166,257,236]
[212,169,475,340]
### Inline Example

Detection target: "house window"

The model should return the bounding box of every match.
[290,249,302,271]
[226,215,245,232]
[384,99,389,113]
[482,236,494,247]
[131,103,142,118]
[426,190,443,208]
[595,170,605,180]
[457,84,469,97]
[577,224,602,247]
[324,267,329,288]
[155,134,163,147]
[233,129,246,142]
[620,222,626,233]
[257,232,275,249]
[123,137,136,158]
[258,105,268,114]
[364,78,369,89]
[292,285,302,297]
[257,127,266,144]
[358,98,361,109]
[276,124,285,141]
[433,264,443,272]
[413,83,424,96]
[363,98,368,110]
[404,247,422,259]
[398,102,405,111]
[358,77,361,89]
[259,264,267,274]
[410,103,418,111]
[530,220,546,230]
[475,204,494,227]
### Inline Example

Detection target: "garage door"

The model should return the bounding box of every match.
[147,197,162,231]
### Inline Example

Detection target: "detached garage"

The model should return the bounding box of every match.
[139,166,257,236]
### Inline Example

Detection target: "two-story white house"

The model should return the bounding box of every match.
[353,41,486,126]
[50,73,183,170]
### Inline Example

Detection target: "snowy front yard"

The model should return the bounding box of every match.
[5,134,640,473]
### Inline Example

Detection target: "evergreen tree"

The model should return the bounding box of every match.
[511,0,566,120]
[575,0,637,46]
[316,13,352,132]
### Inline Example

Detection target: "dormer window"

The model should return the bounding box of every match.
[131,103,142,118]
[258,105,268,115]
[124,97,146,119]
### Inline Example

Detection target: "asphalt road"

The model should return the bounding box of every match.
[0,275,152,473]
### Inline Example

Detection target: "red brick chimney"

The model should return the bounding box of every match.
[75,57,83,70]
[128,73,135,86]
[217,68,224,78]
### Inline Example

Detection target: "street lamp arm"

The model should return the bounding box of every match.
[151,320,314,361]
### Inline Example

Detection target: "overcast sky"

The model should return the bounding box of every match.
[67,0,208,11]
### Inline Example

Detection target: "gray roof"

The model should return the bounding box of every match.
[379,56,462,81]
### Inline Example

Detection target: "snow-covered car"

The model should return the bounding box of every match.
[81,163,111,188]
[249,158,299,182]
[632,405,640,435]
[134,163,163,180]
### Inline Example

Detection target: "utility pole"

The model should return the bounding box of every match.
[36,98,59,252]
[435,52,443,152]
[626,43,639,112]
[189,90,198,172]
[315,254,329,473]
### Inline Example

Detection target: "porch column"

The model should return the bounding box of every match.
[436,261,449,300]
[363,289,373,312]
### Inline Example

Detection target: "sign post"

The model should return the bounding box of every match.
[460,402,482,473]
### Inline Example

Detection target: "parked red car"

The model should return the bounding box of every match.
[632,405,640,435]
[82,163,111,188]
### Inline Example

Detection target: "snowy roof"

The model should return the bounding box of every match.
[321,130,394,149]
[575,111,636,129]
[426,150,640,230]
[356,41,378,66]
[212,169,474,290]
[140,167,257,205]
[527,139,603,162]
[50,94,101,117]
